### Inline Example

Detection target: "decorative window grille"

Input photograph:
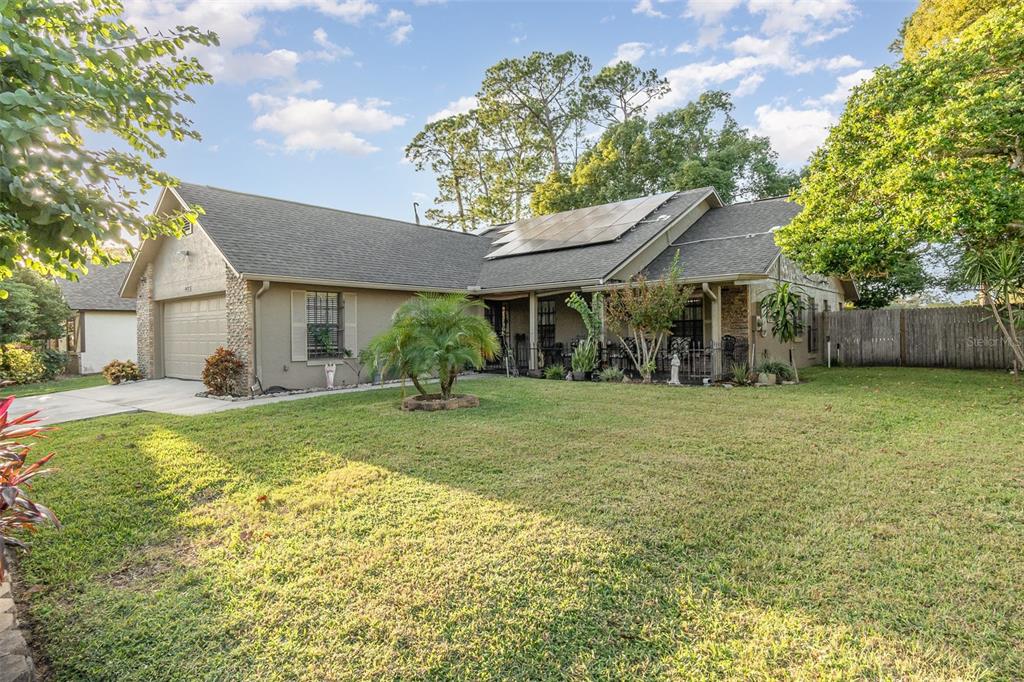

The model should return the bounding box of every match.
[672,299,704,349]
[538,299,556,349]
[807,297,819,352]
[306,291,343,359]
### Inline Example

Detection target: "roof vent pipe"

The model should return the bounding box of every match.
[413,202,421,225]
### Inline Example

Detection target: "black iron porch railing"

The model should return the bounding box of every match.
[485,336,750,384]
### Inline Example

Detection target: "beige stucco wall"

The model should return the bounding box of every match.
[151,226,227,301]
[256,283,414,390]
[748,256,846,369]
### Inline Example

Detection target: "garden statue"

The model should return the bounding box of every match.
[670,353,681,385]
[324,363,336,389]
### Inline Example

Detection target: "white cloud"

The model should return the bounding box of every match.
[697,23,725,49]
[633,0,667,19]
[215,48,301,83]
[249,94,406,155]
[385,8,411,24]
[674,41,695,54]
[390,24,413,44]
[805,67,874,106]
[122,0,377,84]
[747,0,855,37]
[823,54,863,71]
[382,8,413,44]
[426,95,478,123]
[685,0,741,23]
[734,73,764,97]
[752,104,836,166]
[609,42,650,66]
[311,27,353,61]
[804,25,850,44]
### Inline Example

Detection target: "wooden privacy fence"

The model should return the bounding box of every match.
[825,306,1018,370]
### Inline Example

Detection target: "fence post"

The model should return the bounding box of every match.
[899,309,908,367]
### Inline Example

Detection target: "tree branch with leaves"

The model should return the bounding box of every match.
[0,0,216,287]
[604,253,693,383]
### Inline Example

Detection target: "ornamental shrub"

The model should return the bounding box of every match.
[202,347,245,396]
[543,364,566,380]
[38,349,68,380]
[102,359,141,385]
[1,345,45,384]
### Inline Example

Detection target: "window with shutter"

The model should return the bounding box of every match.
[306,291,344,359]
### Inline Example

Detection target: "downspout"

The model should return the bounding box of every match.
[253,280,270,387]
[702,282,718,302]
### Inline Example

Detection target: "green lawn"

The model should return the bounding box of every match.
[13,368,1024,680]
[4,373,106,398]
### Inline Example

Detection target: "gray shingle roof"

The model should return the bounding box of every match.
[643,197,799,281]
[169,184,798,293]
[476,188,713,289]
[175,183,492,291]
[58,263,136,311]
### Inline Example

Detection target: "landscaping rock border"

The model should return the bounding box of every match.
[401,394,480,411]
[0,551,34,682]
[196,378,408,402]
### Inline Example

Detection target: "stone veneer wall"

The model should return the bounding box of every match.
[136,263,157,379]
[224,265,255,393]
[1,552,34,681]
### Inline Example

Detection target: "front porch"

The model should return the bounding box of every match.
[482,284,752,383]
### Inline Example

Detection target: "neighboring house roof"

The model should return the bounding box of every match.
[59,263,136,312]
[121,183,828,298]
[643,197,801,281]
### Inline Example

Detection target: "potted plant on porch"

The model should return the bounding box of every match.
[565,291,603,381]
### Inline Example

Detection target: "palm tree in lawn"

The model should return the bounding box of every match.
[363,293,500,399]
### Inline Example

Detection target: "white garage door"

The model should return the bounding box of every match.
[162,295,227,380]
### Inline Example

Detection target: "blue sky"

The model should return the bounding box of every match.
[126,0,915,224]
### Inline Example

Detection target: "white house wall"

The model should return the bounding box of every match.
[79,311,137,374]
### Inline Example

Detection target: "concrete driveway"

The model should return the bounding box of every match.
[11,375,491,425]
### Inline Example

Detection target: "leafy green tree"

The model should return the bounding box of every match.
[363,294,499,400]
[777,3,1024,357]
[0,270,70,344]
[478,52,592,176]
[582,61,669,125]
[604,253,694,383]
[759,282,806,382]
[854,258,932,309]
[0,0,215,287]
[0,281,36,345]
[533,92,797,213]
[898,0,1009,58]
[406,113,488,232]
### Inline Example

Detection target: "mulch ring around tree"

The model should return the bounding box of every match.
[401,394,480,411]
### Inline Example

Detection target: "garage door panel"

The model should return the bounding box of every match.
[163,295,226,380]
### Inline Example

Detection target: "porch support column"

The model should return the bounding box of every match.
[710,284,723,379]
[528,291,539,371]
[709,284,722,344]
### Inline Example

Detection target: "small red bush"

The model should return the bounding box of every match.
[0,396,60,580]
[202,347,245,396]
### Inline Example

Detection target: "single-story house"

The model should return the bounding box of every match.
[120,183,855,390]
[57,262,138,374]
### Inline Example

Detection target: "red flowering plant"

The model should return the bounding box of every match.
[0,396,59,580]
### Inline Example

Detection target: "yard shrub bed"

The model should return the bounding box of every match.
[11,368,1024,681]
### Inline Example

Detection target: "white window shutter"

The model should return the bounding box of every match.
[342,292,357,354]
[291,290,307,362]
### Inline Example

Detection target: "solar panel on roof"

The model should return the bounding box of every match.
[485,191,676,259]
